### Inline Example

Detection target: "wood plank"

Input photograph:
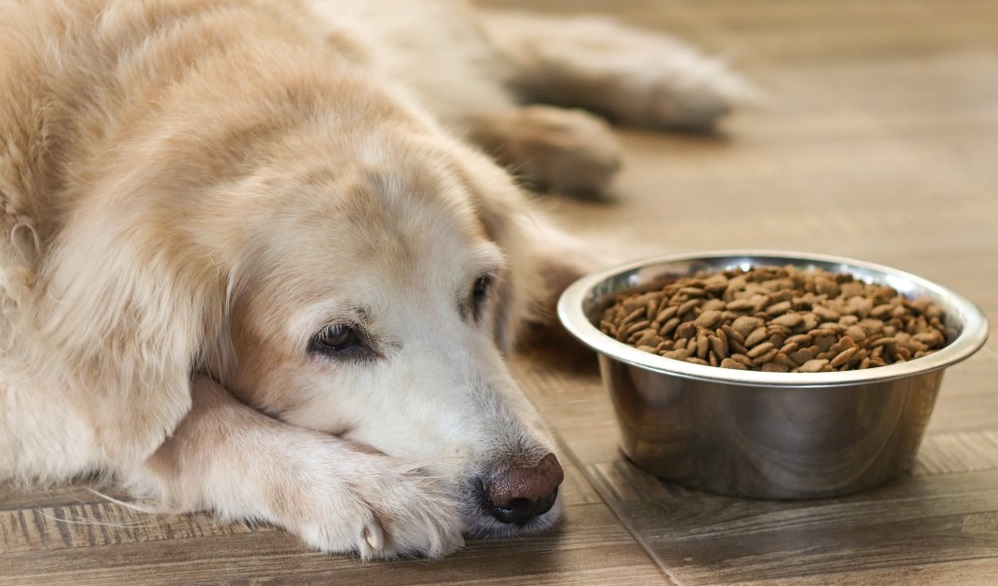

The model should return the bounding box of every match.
[0,502,670,586]
[720,557,998,586]
[602,469,998,584]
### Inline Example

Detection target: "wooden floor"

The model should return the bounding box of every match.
[4,0,998,584]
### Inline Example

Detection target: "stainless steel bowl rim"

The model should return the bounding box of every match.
[558,249,989,389]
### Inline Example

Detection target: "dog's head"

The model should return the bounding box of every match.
[203,112,564,537]
[34,64,564,539]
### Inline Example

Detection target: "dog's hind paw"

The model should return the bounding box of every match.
[491,14,761,132]
[609,47,760,131]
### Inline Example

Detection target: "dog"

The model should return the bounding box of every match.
[0,0,749,559]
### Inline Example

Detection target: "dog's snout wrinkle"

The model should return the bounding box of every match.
[479,453,564,525]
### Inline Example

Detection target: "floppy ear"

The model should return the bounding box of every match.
[461,153,620,369]
[462,149,610,354]
[464,169,541,354]
[25,201,226,469]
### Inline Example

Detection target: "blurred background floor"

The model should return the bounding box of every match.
[3,1,998,584]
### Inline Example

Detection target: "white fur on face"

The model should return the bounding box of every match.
[218,138,562,535]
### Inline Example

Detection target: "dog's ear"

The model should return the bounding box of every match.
[27,204,226,469]
[462,152,613,365]
[465,172,542,354]
[462,152,606,355]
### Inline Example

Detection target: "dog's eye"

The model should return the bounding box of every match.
[473,274,492,302]
[471,273,493,320]
[310,324,364,355]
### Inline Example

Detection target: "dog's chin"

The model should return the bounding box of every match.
[461,492,565,540]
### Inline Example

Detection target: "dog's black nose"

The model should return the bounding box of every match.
[480,453,564,525]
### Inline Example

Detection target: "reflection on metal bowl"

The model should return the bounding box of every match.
[558,250,989,499]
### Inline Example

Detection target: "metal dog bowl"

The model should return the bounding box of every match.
[558,250,989,499]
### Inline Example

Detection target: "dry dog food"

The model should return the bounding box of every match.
[599,265,949,372]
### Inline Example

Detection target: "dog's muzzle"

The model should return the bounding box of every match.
[477,453,564,525]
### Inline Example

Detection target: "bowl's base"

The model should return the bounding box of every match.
[605,357,943,500]
[620,446,913,500]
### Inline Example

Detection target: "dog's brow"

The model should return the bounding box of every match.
[470,244,506,273]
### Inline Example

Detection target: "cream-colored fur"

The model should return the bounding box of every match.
[0,0,747,558]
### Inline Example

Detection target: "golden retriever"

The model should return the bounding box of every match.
[0,0,749,558]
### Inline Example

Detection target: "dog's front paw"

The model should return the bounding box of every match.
[279,451,465,560]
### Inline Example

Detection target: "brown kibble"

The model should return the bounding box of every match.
[696,331,710,360]
[751,348,780,365]
[659,317,681,337]
[731,315,764,339]
[859,319,884,336]
[679,286,706,297]
[633,331,663,349]
[646,299,660,322]
[747,342,776,359]
[814,276,840,297]
[767,331,788,348]
[622,307,646,325]
[766,300,793,315]
[813,334,836,352]
[728,338,748,355]
[799,312,820,332]
[725,299,756,311]
[695,310,723,329]
[654,305,679,324]
[599,264,948,372]
[870,304,895,319]
[845,325,867,342]
[623,320,651,338]
[788,346,818,365]
[709,333,728,359]
[721,324,745,344]
[677,298,701,317]
[702,298,726,312]
[721,357,748,370]
[830,347,858,368]
[780,341,800,355]
[744,326,769,348]
[663,349,690,361]
[675,321,697,340]
[799,359,830,373]
[771,312,804,328]
[913,330,944,348]
[761,362,791,373]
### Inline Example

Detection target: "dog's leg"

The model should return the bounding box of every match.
[126,376,464,559]
[302,1,626,196]
[482,12,759,131]
[468,105,622,196]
